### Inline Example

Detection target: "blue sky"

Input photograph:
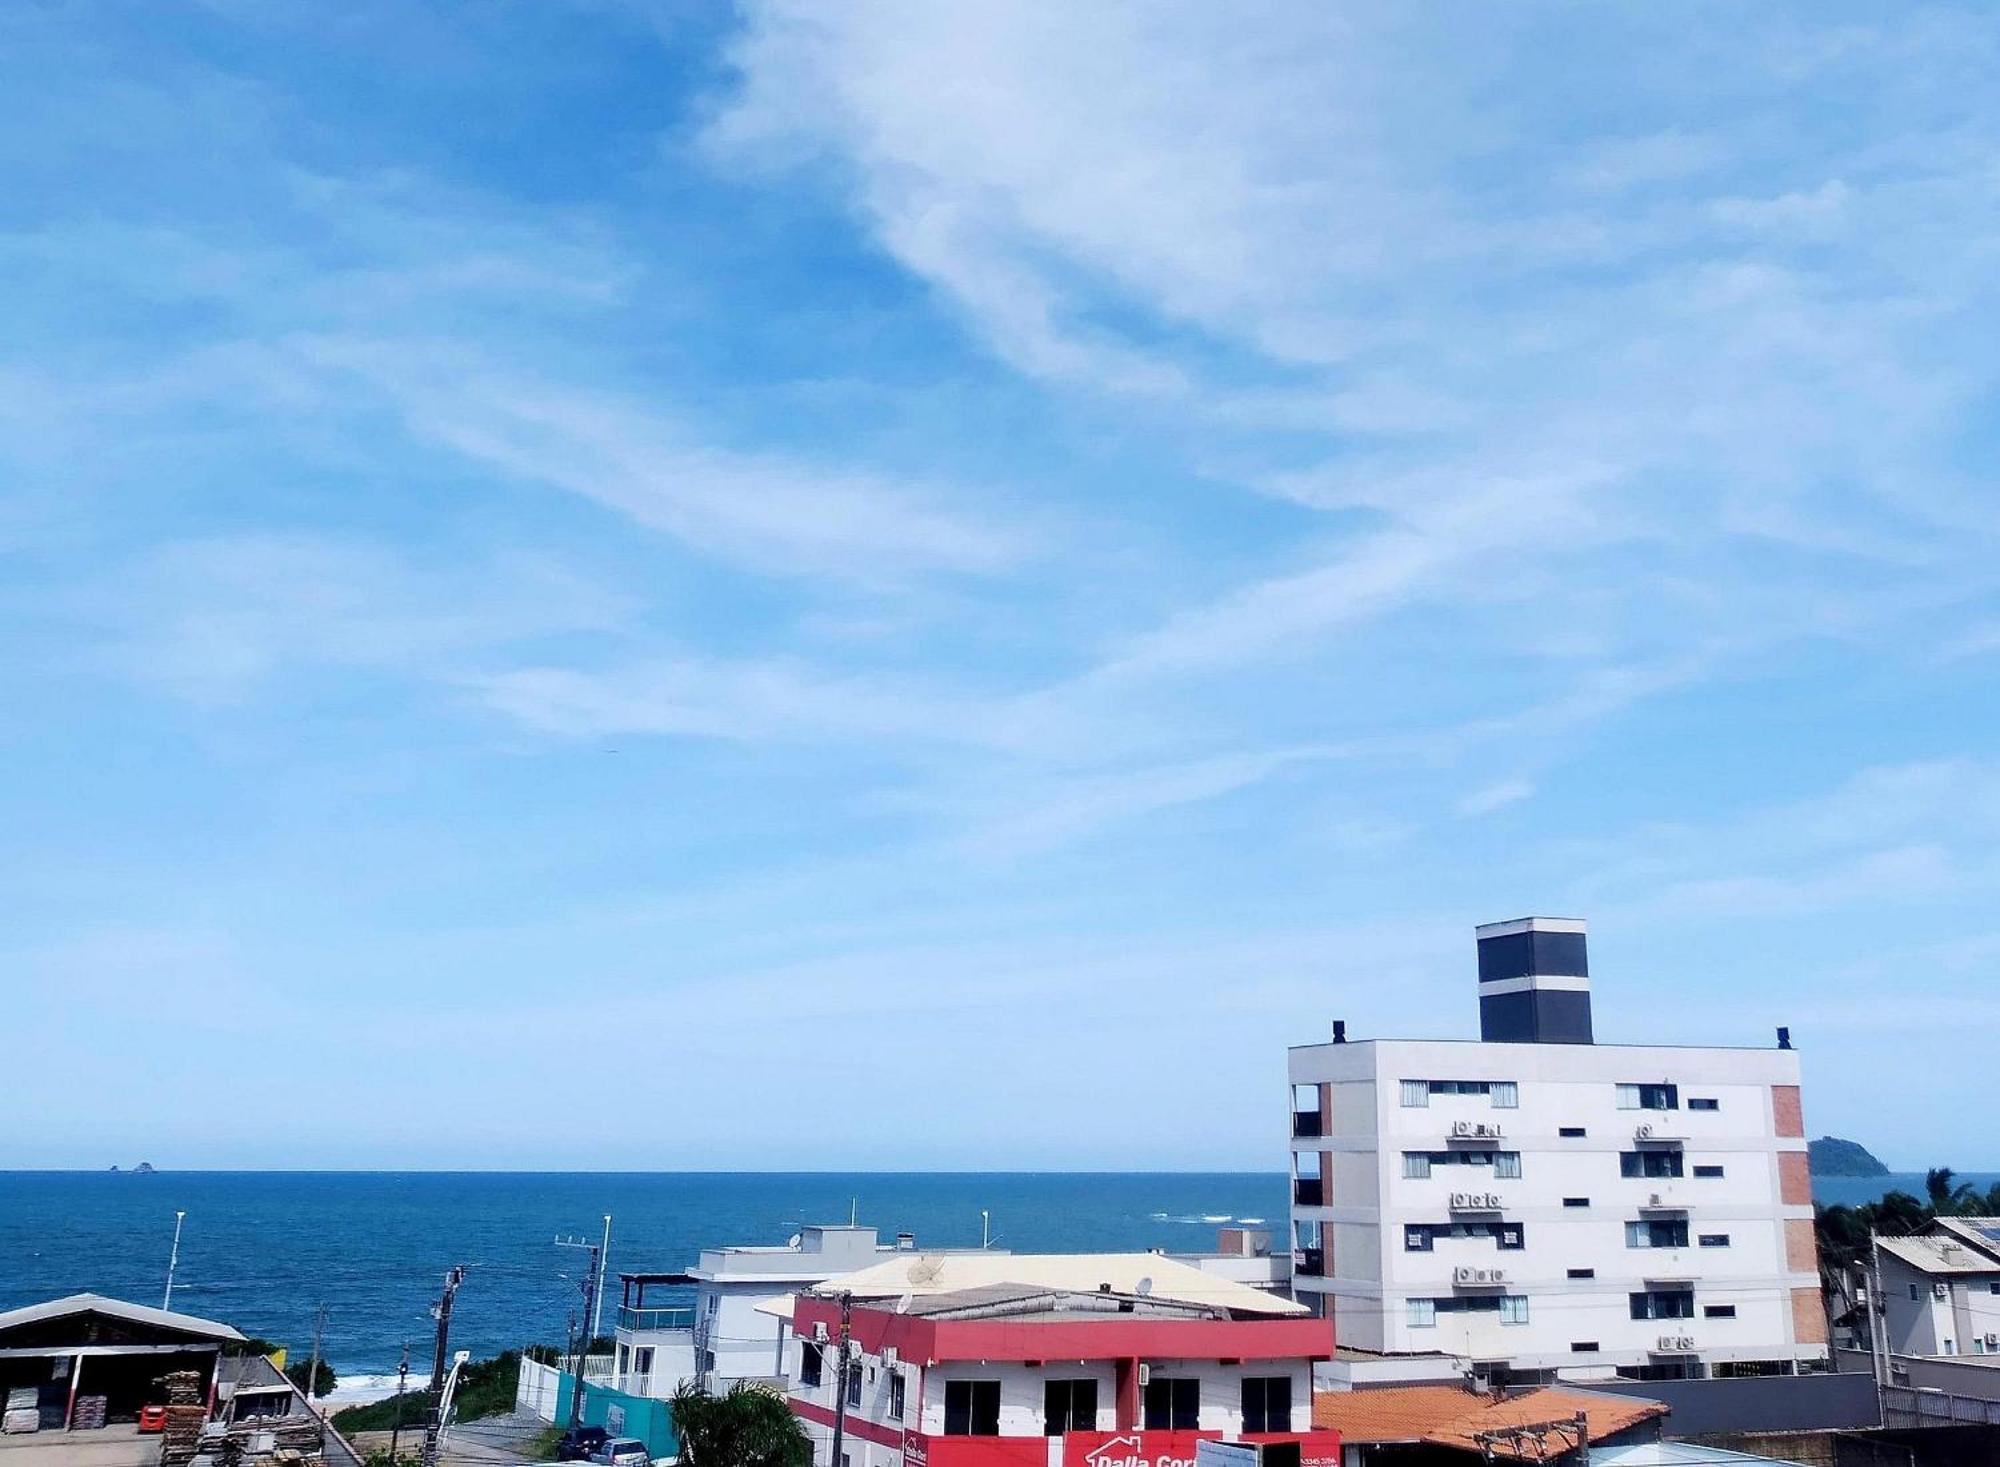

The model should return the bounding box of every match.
[5,2,1999,1170]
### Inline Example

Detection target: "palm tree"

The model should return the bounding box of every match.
[671,1381,813,1467]
[1926,1167,1979,1217]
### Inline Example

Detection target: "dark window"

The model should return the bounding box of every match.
[1621,1150,1685,1179]
[945,1380,1001,1436]
[889,1373,906,1422]
[1630,1290,1696,1321]
[1704,1305,1737,1318]
[1241,1377,1292,1434]
[1569,1268,1595,1279]
[1693,1165,1725,1178]
[1689,1097,1719,1111]
[800,1343,823,1388]
[1405,1225,1432,1252]
[1143,1378,1200,1431]
[1498,1225,1525,1251]
[1617,1083,1679,1110]
[1699,1234,1731,1249]
[1043,1379,1096,1435]
[1627,1219,1689,1249]
[1571,1341,1600,1352]
[1559,1127,1587,1138]
[847,1367,862,1408]
[1564,1197,1590,1209]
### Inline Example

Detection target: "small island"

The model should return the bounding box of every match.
[1810,1136,1888,1177]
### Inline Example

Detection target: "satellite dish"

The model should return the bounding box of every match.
[1136,1277,1154,1297]
[908,1258,943,1286]
[788,1234,802,1248]
[895,1293,915,1314]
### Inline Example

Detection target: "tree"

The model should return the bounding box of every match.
[671,1381,812,1467]
[286,1356,337,1398]
[1925,1168,1979,1218]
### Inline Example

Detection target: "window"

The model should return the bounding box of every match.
[1704,1305,1737,1319]
[633,1347,654,1378]
[1500,1296,1529,1325]
[1990,1283,2000,1296]
[1621,1150,1685,1179]
[699,1349,715,1374]
[1403,1152,1432,1179]
[1572,1342,1600,1353]
[1688,1097,1719,1111]
[1405,1149,1518,1176]
[1616,1083,1680,1111]
[889,1373,906,1422]
[1142,1378,1200,1431]
[1626,1220,1689,1249]
[1564,1197,1590,1209]
[1491,1082,1519,1109]
[1559,1127,1587,1138]
[1241,1377,1293,1434]
[1568,1268,1595,1279]
[1043,1380,1096,1436]
[1494,1152,1523,1179]
[1405,1225,1433,1252]
[1699,1234,1731,1249]
[944,1380,1001,1437]
[1409,1298,1437,1328]
[1630,1290,1696,1321]
[1401,1079,1430,1108]
[707,1294,720,1316]
[847,1366,862,1408]
[1693,1165,1725,1179]
[800,1342,823,1388]
[1498,1224,1525,1251]
[1407,1222,1523,1250]
[1909,1284,1922,1301]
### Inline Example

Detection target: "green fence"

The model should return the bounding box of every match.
[572,1380,679,1461]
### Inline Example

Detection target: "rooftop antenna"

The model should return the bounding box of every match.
[981,1210,991,1249]
[162,1211,187,1310]
[850,1197,858,1227]
[591,1214,612,1338]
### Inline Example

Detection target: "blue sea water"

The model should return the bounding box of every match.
[0,1172,1286,1376]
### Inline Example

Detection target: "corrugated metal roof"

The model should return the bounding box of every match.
[0,1292,247,1343]
[1877,1235,2000,1275]
[1312,1384,1666,1455]
[806,1253,1305,1316]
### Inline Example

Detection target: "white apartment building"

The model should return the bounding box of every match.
[1875,1219,2000,1359]
[1288,917,1827,1387]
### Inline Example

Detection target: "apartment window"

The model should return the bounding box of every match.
[1408,1222,1524,1250]
[1494,1151,1523,1179]
[1401,1079,1430,1108]
[800,1342,824,1388]
[847,1366,862,1408]
[1616,1083,1680,1111]
[1689,1097,1720,1111]
[1405,1225,1433,1252]
[1559,1127,1587,1138]
[1500,1296,1530,1325]
[889,1373,906,1423]
[1693,1165,1725,1179]
[1569,1268,1595,1279]
[1491,1082,1519,1109]
[1699,1234,1731,1249]
[1498,1224,1525,1250]
[617,1345,629,1375]
[945,1380,1002,1437]
[633,1347,655,1378]
[707,1294,720,1316]
[1143,1378,1200,1432]
[1704,1305,1737,1319]
[1409,1298,1437,1328]
[1564,1197,1590,1209]
[1990,1283,2000,1295]
[1909,1284,1922,1301]
[1630,1290,1696,1321]
[1627,1220,1689,1249]
[1572,1342,1600,1353]
[1621,1150,1685,1179]
[1404,1152,1432,1179]
[1043,1379,1096,1436]
[1241,1377,1293,1434]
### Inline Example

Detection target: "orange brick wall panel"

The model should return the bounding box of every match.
[1320,1084,1334,1136]
[1786,1217,1820,1274]
[1779,1151,1813,1205]
[1792,1287,1829,1345]
[1322,1151,1335,1204]
[1772,1085,1806,1138]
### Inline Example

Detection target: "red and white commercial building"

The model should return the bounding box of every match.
[782,1255,1340,1467]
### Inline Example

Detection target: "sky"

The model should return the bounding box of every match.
[4,2,1999,1171]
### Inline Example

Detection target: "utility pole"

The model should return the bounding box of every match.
[163,1211,187,1309]
[389,1340,411,1461]
[420,1266,467,1467]
[826,1293,853,1467]
[591,1215,613,1339]
[555,1236,602,1430]
[1870,1235,1889,1391]
[304,1303,329,1416]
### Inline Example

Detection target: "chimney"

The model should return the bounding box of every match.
[1331,1019,1348,1044]
[1777,1026,1793,1051]
[1475,917,1593,1044]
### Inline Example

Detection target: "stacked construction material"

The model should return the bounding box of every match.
[3,1386,38,1434]
[156,1370,205,1406]
[160,1405,208,1465]
[71,1394,109,1430]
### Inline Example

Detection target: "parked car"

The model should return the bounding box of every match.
[555,1425,610,1461]
[589,1438,652,1466]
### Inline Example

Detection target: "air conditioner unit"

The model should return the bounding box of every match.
[1475,1123,1501,1139]
[1934,1284,1950,1299]
[1138,1364,1151,1387]
[1985,1335,1997,1349]
[1452,1120,1475,1138]
[1637,1124,1655,1140]
[812,1322,829,1343]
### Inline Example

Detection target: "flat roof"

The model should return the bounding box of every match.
[1289,1036,1792,1053]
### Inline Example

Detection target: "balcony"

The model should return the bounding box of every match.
[1293,1178,1324,1206]
[618,1305,696,1334]
[1292,1110,1325,1139]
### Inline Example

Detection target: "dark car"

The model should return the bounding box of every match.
[556,1426,611,1461]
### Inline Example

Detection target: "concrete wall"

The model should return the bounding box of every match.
[1587,1371,1880,1435]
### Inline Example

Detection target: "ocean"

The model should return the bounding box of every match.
[0,1172,1285,1379]
[3,1169,1989,1384]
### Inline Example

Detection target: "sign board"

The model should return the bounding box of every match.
[1193,1443,1259,1467]
[903,1432,931,1467]
[1065,1431,1340,1467]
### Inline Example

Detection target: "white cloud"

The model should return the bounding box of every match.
[1458,779,1535,818]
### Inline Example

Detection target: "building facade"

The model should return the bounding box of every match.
[1875,1220,2000,1359]
[784,1280,1338,1467]
[1288,917,1826,1386]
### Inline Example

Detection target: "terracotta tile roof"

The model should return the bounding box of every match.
[1313,1384,1667,1458]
